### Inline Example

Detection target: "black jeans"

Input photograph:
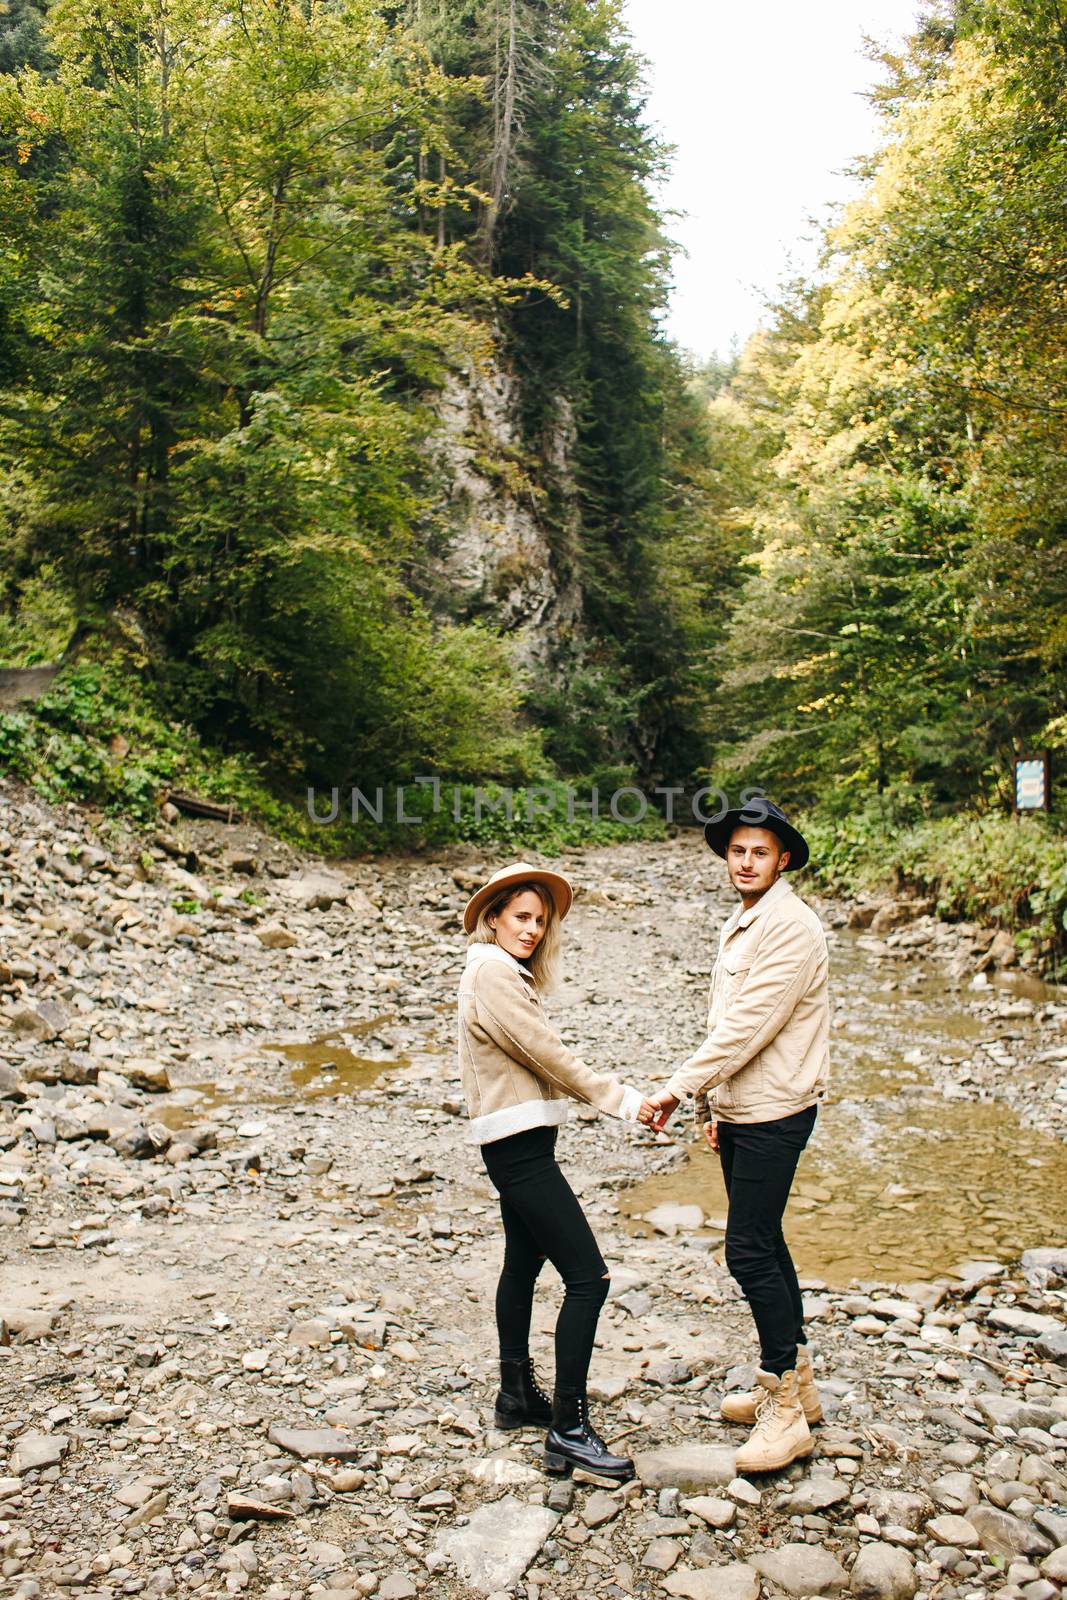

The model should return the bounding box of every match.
[481,1125,609,1397]
[718,1105,817,1376]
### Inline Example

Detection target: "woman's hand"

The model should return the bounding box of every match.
[702,1119,719,1153]
[637,1099,657,1126]
[645,1090,679,1131]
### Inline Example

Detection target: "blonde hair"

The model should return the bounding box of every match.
[468,882,562,991]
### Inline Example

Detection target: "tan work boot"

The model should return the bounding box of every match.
[720,1347,822,1426]
[733,1369,814,1473]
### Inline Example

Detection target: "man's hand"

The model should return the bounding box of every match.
[702,1119,719,1153]
[646,1090,679,1131]
[637,1099,657,1127]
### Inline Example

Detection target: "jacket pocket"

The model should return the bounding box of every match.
[718,1053,764,1111]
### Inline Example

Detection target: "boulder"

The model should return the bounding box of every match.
[430,1495,558,1595]
[849,1545,917,1600]
[665,1565,760,1600]
[634,1445,737,1491]
[967,1505,1053,1559]
[10,1432,69,1474]
[750,1543,848,1595]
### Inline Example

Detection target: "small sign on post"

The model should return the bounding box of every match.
[1014,752,1051,812]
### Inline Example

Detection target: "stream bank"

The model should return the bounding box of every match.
[0,778,1065,1600]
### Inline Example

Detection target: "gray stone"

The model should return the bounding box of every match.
[750,1543,848,1595]
[431,1495,557,1595]
[1020,1248,1067,1285]
[987,1308,1060,1337]
[682,1496,736,1529]
[866,1489,934,1532]
[929,1472,979,1512]
[645,1203,703,1236]
[227,1493,295,1521]
[1034,1329,1067,1366]
[10,1433,69,1474]
[782,1474,850,1513]
[968,1506,1054,1560]
[581,1491,620,1528]
[2,1310,57,1343]
[1039,1548,1067,1582]
[665,1565,760,1600]
[266,1426,362,1461]
[118,1057,171,1093]
[849,1544,918,1600]
[125,1490,170,1528]
[975,1395,1060,1432]
[642,1539,683,1572]
[377,1579,418,1600]
[634,1445,736,1491]
[926,1514,979,1547]
[545,1479,573,1512]
[1034,1512,1067,1548]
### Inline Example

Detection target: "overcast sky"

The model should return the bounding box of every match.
[622,0,923,359]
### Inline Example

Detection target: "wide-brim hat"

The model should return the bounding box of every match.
[462,861,574,934]
[704,799,810,872]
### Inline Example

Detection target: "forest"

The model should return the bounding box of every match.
[0,0,1064,944]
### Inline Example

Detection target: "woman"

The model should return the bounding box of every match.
[458,861,654,1482]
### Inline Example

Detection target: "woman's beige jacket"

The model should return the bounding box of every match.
[664,876,829,1124]
[457,943,644,1143]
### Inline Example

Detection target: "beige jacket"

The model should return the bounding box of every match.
[457,944,644,1143]
[665,877,829,1125]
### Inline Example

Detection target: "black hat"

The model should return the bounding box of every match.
[704,798,809,872]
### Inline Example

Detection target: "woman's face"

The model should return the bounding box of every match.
[489,889,547,961]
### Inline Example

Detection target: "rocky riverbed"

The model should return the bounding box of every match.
[1,777,1066,1600]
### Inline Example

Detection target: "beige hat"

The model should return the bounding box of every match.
[462,861,574,934]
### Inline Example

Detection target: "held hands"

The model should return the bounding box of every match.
[644,1090,679,1132]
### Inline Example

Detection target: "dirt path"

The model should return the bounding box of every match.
[1,785,1066,1600]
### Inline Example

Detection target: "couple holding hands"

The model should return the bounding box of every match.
[456,801,830,1484]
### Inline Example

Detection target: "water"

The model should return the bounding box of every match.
[622,931,1067,1285]
[269,1018,406,1097]
[158,1017,405,1124]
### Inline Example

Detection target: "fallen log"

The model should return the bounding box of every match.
[164,789,241,824]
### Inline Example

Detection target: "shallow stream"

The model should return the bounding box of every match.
[622,931,1067,1285]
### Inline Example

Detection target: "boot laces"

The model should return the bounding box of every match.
[752,1384,782,1433]
[525,1360,551,1408]
[574,1396,606,1451]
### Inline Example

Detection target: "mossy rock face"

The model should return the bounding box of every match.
[0,665,61,709]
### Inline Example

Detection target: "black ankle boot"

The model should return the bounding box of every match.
[543,1391,634,1482]
[493,1358,554,1429]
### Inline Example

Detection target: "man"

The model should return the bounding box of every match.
[647,800,829,1472]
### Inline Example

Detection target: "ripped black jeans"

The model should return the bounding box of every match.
[481,1125,609,1397]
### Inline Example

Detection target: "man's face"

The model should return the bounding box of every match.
[726,826,788,896]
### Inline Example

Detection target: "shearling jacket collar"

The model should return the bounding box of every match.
[464,942,535,982]
[457,943,642,1142]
